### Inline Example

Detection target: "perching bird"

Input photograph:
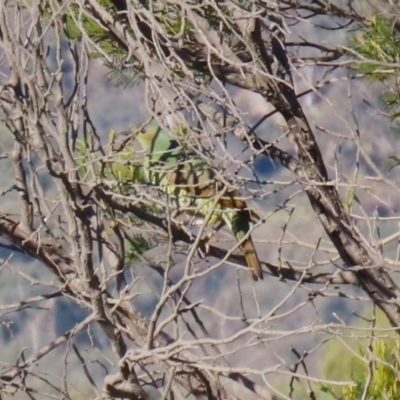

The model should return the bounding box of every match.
[133,121,263,281]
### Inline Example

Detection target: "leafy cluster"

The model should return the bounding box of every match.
[320,338,400,399]
[350,15,400,77]
[342,339,400,400]
[320,309,400,400]
[349,14,400,141]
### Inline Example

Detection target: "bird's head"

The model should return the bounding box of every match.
[133,121,162,151]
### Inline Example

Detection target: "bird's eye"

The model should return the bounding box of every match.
[141,127,147,134]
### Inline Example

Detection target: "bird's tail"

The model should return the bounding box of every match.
[236,232,263,281]
[229,211,263,281]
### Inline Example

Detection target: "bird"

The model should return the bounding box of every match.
[132,120,263,281]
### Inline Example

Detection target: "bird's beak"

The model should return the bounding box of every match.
[119,128,132,138]
[119,125,140,138]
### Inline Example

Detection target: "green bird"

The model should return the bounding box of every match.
[133,121,263,281]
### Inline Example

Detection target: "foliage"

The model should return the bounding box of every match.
[321,338,400,400]
[350,15,400,78]
[320,310,400,399]
[343,339,400,399]
[349,14,400,143]
[104,55,146,88]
